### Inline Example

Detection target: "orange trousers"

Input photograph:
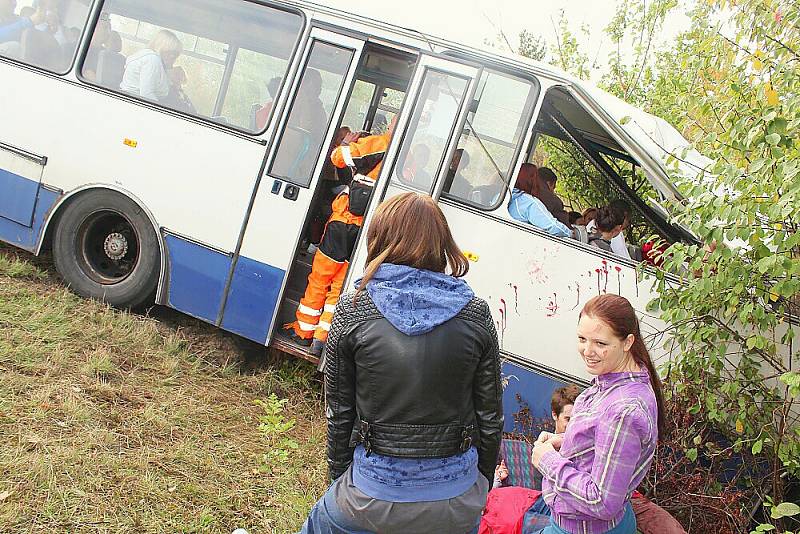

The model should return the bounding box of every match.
[292,194,362,342]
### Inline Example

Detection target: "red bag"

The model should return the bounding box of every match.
[479,486,542,534]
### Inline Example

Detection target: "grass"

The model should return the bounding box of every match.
[0,244,327,533]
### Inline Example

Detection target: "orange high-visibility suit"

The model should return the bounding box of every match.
[289,131,391,344]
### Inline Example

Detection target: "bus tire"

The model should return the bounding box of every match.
[53,190,160,309]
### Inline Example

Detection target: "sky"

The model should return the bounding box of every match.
[312,0,693,79]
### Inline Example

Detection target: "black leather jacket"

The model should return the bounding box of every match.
[325,291,503,483]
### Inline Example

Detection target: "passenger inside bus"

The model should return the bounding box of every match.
[399,144,432,188]
[165,66,196,114]
[587,200,633,259]
[95,30,125,87]
[442,148,472,198]
[508,164,573,239]
[535,168,570,225]
[82,16,111,81]
[120,29,182,102]
[255,76,282,131]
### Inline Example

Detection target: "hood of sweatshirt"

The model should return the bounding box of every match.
[363,263,474,336]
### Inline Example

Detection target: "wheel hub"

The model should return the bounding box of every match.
[103,232,128,261]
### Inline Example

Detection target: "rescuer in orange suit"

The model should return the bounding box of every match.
[286,116,397,356]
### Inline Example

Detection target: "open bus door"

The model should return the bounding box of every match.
[344,53,483,295]
[219,28,366,346]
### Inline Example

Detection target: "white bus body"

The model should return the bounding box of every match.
[2,0,788,433]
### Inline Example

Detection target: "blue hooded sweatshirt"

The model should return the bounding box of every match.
[350,264,480,502]
[363,263,475,335]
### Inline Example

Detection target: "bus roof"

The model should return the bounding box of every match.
[291,0,709,199]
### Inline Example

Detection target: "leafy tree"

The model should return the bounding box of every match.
[647,0,799,526]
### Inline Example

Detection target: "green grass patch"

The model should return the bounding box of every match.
[0,247,326,533]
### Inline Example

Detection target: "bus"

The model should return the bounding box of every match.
[0,0,734,433]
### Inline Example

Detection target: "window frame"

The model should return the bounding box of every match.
[438,57,541,212]
[386,65,473,196]
[74,0,307,136]
[266,36,359,188]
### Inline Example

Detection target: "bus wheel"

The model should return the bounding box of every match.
[53,190,160,309]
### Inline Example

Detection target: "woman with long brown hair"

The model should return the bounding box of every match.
[529,294,665,534]
[509,164,573,238]
[300,192,503,534]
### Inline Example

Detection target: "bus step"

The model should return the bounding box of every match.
[270,333,320,365]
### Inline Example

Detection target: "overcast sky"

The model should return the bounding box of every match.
[313,0,693,78]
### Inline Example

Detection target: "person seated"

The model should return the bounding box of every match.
[567,211,583,225]
[508,163,573,238]
[165,66,196,113]
[482,381,686,534]
[255,76,282,130]
[0,3,44,47]
[536,167,570,225]
[120,29,182,102]
[82,17,110,80]
[492,385,580,490]
[442,148,472,199]
[470,173,507,206]
[587,200,632,260]
[93,30,126,87]
[399,143,432,189]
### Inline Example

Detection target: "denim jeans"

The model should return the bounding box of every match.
[528,501,637,534]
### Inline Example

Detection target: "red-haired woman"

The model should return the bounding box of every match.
[508,164,573,238]
[530,294,665,534]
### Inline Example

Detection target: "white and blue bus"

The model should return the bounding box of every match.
[0,0,722,432]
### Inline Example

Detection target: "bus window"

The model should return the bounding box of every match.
[442,70,537,209]
[0,0,91,74]
[341,79,376,132]
[81,0,303,133]
[269,41,355,187]
[392,70,470,193]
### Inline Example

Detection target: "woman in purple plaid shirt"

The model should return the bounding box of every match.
[530,294,666,534]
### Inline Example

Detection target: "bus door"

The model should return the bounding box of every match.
[346,54,483,288]
[219,28,365,344]
[0,142,47,249]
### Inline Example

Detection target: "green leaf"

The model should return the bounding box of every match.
[686,448,698,462]
[752,439,763,455]
[619,116,632,125]
[765,133,781,145]
[771,502,800,519]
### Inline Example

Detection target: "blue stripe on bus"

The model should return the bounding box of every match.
[221,256,285,345]
[0,172,59,252]
[501,360,568,435]
[0,167,39,226]
[164,234,232,324]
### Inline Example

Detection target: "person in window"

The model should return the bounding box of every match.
[587,203,628,255]
[165,66,196,114]
[587,200,632,260]
[529,294,665,534]
[0,2,44,56]
[255,76,282,130]
[508,164,573,238]
[300,192,502,534]
[120,29,182,102]
[470,173,508,207]
[82,17,111,81]
[535,167,570,225]
[399,144,432,189]
[443,148,472,199]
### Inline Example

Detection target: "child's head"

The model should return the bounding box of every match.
[551,384,581,433]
